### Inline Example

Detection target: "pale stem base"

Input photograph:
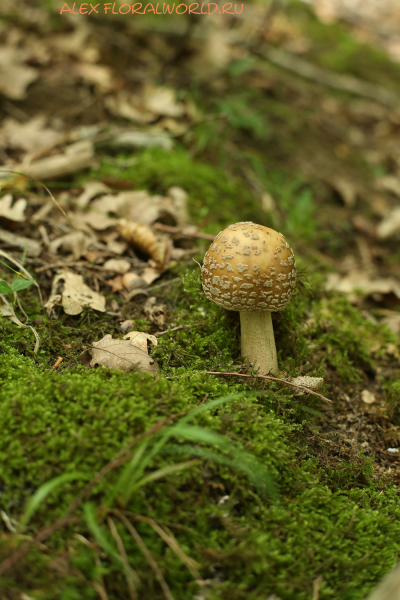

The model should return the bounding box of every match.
[240,311,278,375]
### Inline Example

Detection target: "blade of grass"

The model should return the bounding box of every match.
[120,460,200,507]
[107,439,151,507]
[165,443,277,499]
[20,472,87,530]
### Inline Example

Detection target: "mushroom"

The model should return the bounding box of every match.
[201,221,296,374]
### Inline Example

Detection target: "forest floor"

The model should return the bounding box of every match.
[1,1,400,599]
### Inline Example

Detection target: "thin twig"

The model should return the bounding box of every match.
[155,323,202,337]
[147,277,181,292]
[252,44,398,107]
[205,371,332,403]
[0,413,187,576]
[152,223,215,241]
[115,511,174,600]
[113,511,201,580]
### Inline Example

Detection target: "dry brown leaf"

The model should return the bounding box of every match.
[379,310,400,334]
[118,219,167,269]
[45,271,106,316]
[78,334,159,376]
[86,191,180,227]
[102,259,131,274]
[377,207,400,239]
[145,87,185,118]
[1,116,64,154]
[326,271,400,300]
[74,62,113,90]
[0,194,27,222]
[48,231,90,260]
[123,331,157,354]
[327,176,358,206]
[141,267,163,286]
[13,140,96,180]
[107,275,125,293]
[375,175,400,197]
[0,45,39,100]
[167,186,189,225]
[76,181,111,208]
[104,92,153,123]
[144,297,167,329]
[0,228,41,257]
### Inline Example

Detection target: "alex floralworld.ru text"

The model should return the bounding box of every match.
[60,2,244,15]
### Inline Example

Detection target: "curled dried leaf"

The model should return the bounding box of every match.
[118,219,167,269]
[123,331,157,354]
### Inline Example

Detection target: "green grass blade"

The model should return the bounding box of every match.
[107,439,151,506]
[21,472,87,528]
[120,460,200,507]
[83,503,123,566]
[166,443,278,499]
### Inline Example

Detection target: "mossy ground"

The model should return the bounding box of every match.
[2,1,400,598]
[1,230,400,600]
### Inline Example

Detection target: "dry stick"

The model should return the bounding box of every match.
[155,324,202,337]
[152,223,215,241]
[205,371,332,403]
[115,511,175,600]
[253,44,398,108]
[147,277,181,292]
[115,512,201,580]
[0,412,187,577]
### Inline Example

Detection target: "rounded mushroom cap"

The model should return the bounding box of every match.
[202,221,296,312]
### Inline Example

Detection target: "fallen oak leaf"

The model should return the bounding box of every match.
[45,271,106,316]
[123,331,157,354]
[78,334,159,376]
[0,194,27,222]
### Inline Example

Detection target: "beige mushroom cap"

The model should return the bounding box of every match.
[202,221,296,312]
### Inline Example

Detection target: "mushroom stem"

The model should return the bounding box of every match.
[240,311,278,375]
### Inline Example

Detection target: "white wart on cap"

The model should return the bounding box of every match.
[202,222,296,312]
